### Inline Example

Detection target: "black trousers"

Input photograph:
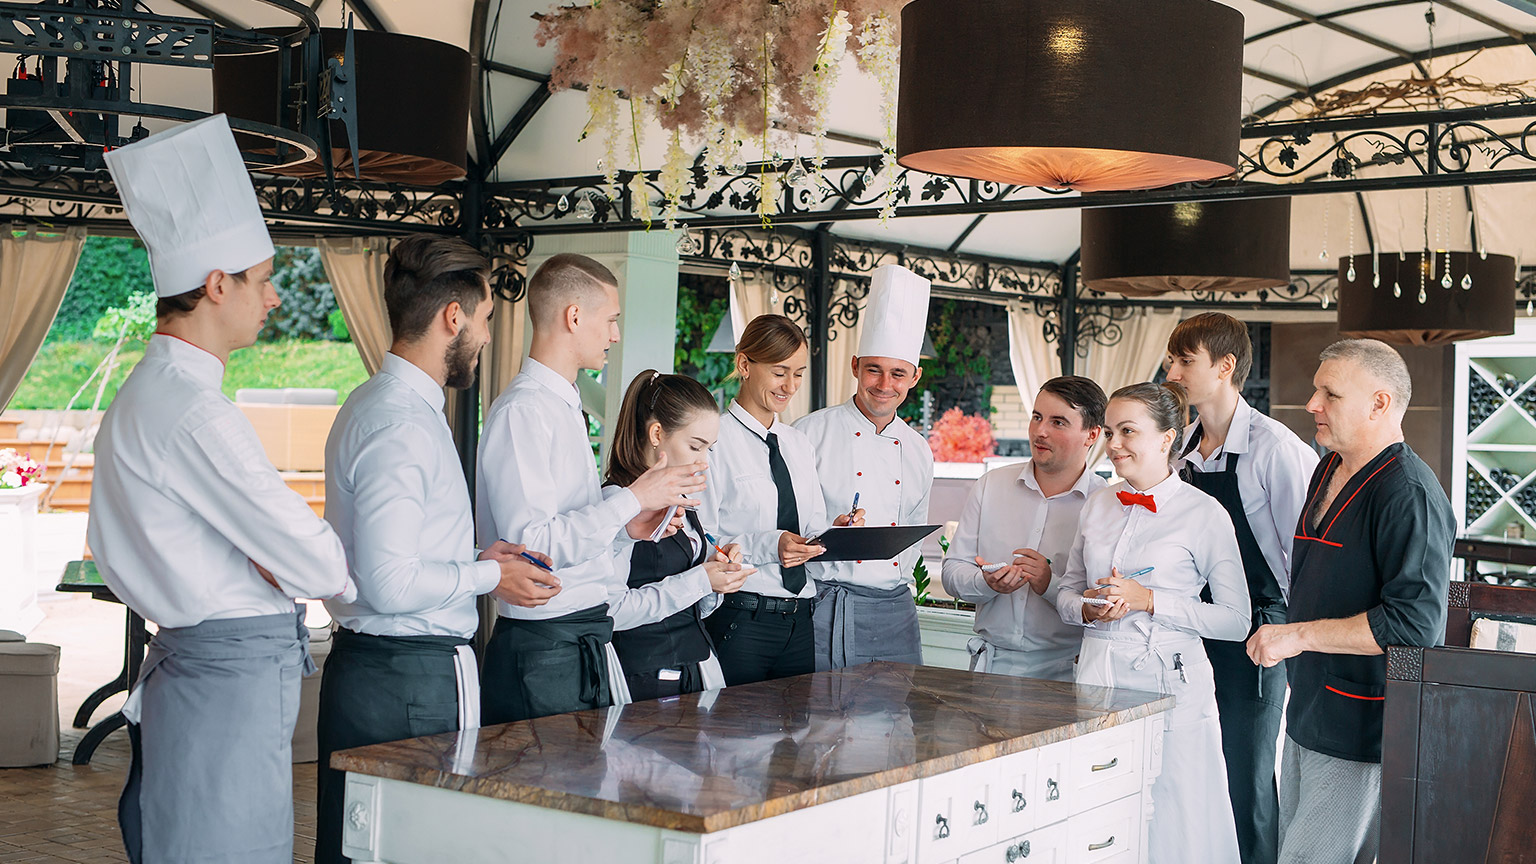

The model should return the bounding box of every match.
[315,630,464,864]
[1207,636,1287,864]
[480,610,613,725]
[705,604,814,686]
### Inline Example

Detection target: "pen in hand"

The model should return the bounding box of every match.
[518,551,554,573]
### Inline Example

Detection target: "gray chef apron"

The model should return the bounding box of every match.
[812,581,923,670]
[120,605,312,864]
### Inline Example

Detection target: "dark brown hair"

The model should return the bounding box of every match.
[527,252,617,326]
[384,234,490,343]
[732,314,808,377]
[606,370,720,488]
[155,264,255,318]
[1167,312,1253,388]
[1110,381,1190,464]
[1038,375,1108,430]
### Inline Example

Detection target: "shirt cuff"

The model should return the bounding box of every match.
[472,558,502,596]
[1365,604,1393,651]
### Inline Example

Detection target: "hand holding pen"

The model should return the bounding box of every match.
[477,540,562,607]
[1087,566,1155,619]
[832,491,866,528]
[702,533,755,593]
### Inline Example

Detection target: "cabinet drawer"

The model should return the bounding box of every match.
[1064,795,1142,864]
[917,759,1000,860]
[955,821,1068,864]
[1031,740,1071,828]
[1068,720,1142,813]
[990,748,1037,839]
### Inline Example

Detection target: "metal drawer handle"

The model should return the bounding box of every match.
[935,813,950,840]
[1091,756,1119,772]
[1005,839,1031,861]
[1046,778,1060,801]
[1011,789,1026,812]
[973,800,989,825]
[1088,835,1116,852]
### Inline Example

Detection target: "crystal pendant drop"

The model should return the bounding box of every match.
[1441,268,1453,289]
[1480,248,1488,259]
[1528,300,1533,317]
[1373,272,1380,288]
[574,193,596,220]
[786,160,809,187]
[1346,263,1357,282]
[1393,281,1401,298]
[1462,273,1473,290]
[729,261,742,282]
[557,194,570,213]
[675,226,699,256]
[1318,249,1328,262]
[1418,286,1428,304]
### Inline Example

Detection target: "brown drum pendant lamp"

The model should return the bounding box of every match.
[1080,198,1293,296]
[1337,252,1516,346]
[212,29,470,184]
[897,0,1245,191]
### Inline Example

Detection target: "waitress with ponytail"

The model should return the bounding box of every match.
[699,314,862,686]
[604,370,755,700]
[1054,382,1250,864]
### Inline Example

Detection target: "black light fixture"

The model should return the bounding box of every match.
[1337,251,1516,346]
[897,0,1245,191]
[1081,198,1292,296]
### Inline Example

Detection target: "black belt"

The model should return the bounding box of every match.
[722,591,813,616]
[332,628,470,655]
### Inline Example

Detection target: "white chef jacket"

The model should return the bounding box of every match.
[942,461,1104,665]
[476,358,640,620]
[323,354,500,638]
[1177,396,1319,600]
[795,399,933,590]
[698,400,829,599]
[607,513,715,631]
[1053,472,1251,641]
[87,334,354,628]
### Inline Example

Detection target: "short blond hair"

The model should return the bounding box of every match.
[527,253,617,326]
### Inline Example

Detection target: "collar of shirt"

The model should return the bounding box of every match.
[1123,470,1185,504]
[147,332,225,389]
[1020,460,1099,499]
[522,357,582,411]
[1183,395,1255,461]
[840,397,902,438]
[728,399,783,441]
[380,353,446,415]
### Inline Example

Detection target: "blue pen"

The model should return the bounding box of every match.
[1124,566,1155,579]
[850,492,860,516]
[519,551,554,573]
[703,532,731,559]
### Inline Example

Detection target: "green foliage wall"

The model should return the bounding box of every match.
[673,272,739,406]
[47,236,152,342]
[260,246,339,342]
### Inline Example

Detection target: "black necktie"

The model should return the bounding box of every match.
[765,432,806,593]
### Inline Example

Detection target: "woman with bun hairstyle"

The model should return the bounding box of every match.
[1054,381,1251,863]
[604,370,755,701]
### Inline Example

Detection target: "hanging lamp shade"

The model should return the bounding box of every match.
[897,0,1245,192]
[1080,198,1292,296]
[212,29,469,184]
[1337,252,1515,346]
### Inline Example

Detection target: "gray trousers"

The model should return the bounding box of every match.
[1277,736,1382,864]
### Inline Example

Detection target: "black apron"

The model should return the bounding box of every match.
[314,629,469,864]
[611,509,716,701]
[1181,439,1286,864]
[481,604,614,724]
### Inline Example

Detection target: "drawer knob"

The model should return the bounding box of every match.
[1045,778,1060,802]
[1088,835,1116,852]
[973,801,989,825]
[1011,789,1026,812]
[1091,756,1119,772]
[1005,839,1031,861]
[934,814,950,840]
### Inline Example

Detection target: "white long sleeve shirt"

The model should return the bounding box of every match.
[607,512,715,631]
[942,462,1104,664]
[1177,396,1319,600]
[1054,473,1251,641]
[795,399,933,590]
[475,358,640,620]
[323,354,499,638]
[87,334,354,628]
[698,401,829,599]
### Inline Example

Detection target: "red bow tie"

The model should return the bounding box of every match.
[1117,490,1157,513]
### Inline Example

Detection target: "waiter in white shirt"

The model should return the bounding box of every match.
[1165,312,1318,864]
[88,114,357,864]
[942,376,1107,681]
[796,265,933,669]
[314,235,561,864]
[476,253,706,723]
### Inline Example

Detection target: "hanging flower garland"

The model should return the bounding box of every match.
[536,0,906,228]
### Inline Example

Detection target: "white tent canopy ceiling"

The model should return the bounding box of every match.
[1,0,1535,273]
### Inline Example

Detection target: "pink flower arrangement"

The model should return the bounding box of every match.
[0,447,42,489]
[928,408,997,464]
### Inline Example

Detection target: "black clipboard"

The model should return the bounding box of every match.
[806,524,942,563]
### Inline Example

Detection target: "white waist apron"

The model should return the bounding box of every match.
[966,637,1077,683]
[1076,625,1240,864]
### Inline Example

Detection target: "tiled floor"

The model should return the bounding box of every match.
[1,595,320,863]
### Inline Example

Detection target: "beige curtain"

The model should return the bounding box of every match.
[318,236,395,375]
[0,226,87,412]
[477,279,529,413]
[822,278,865,409]
[1080,306,1184,468]
[1006,300,1061,407]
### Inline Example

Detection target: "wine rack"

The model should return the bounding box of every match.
[1453,329,1536,546]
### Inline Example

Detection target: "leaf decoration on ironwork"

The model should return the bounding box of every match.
[1278,145,1298,169]
[1293,128,1312,146]
[894,182,912,204]
[922,177,949,202]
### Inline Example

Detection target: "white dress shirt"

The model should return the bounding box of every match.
[607,515,715,631]
[942,461,1104,668]
[323,354,499,638]
[1177,396,1319,599]
[476,358,640,620]
[87,334,354,628]
[795,399,933,590]
[1054,473,1251,641]
[698,401,829,599]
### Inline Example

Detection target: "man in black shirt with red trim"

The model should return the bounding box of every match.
[1248,338,1453,864]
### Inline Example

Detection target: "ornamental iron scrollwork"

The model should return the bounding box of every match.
[1075,306,1138,359]
[485,232,533,304]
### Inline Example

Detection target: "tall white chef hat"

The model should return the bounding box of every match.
[856,264,931,367]
[104,114,275,298]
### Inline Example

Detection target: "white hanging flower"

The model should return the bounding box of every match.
[658,129,691,228]
[653,60,686,104]
[629,173,654,229]
[856,12,901,222]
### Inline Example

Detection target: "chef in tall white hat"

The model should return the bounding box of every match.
[794,264,934,669]
[87,113,356,864]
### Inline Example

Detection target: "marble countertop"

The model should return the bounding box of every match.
[332,661,1172,833]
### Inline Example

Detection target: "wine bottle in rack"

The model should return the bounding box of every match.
[1468,473,1499,524]
[1470,373,1501,429]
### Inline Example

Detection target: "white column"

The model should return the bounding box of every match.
[526,231,681,463]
